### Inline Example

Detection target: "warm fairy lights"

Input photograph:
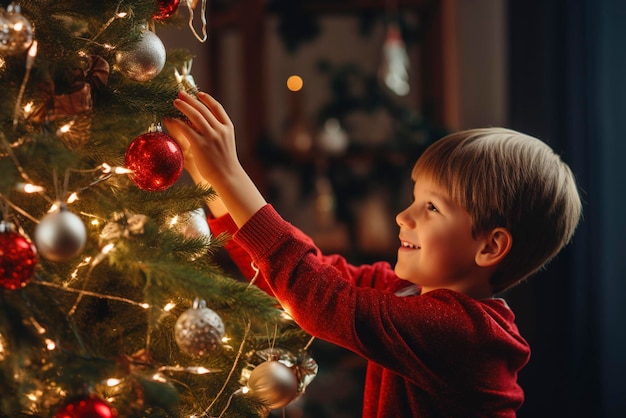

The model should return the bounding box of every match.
[45,338,56,350]
[66,192,78,203]
[47,202,59,213]
[101,163,132,175]
[13,41,38,128]
[57,120,74,135]
[27,40,38,62]
[101,243,115,255]
[15,182,45,193]
[70,256,92,281]
[37,280,152,310]
[159,365,214,375]
[280,309,294,321]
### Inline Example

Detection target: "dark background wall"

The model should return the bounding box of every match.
[507,0,626,416]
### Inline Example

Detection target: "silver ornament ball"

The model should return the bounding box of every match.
[174,299,225,357]
[176,208,211,239]
[115,29,166,82]
[34,208,87,262]
[247,361,299,410]
[0,3,33,55]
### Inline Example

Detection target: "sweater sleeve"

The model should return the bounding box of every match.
[234,205,531,392]
[207,211,405,294]
[207,213,275,295]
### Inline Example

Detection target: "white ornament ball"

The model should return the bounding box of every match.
[174,299,225,357]
[247,361,299,410]
[34,208,87,262]
[115,29,166,82]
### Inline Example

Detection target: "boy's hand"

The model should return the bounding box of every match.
[167,91,266,227]
[166,90,239,186]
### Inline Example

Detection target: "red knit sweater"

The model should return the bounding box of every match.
[208,205,530,417]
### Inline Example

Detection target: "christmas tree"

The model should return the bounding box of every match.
[0,1,316,416]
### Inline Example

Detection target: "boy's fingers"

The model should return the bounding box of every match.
[173,97,214,134]
[197,92,232,126]
[177,90,223,129]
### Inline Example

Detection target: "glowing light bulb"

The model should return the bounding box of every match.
[287,75,303,92]
[16,182,45,193]
[66,192,79,203]
[106,378,122,386]
[101,243,115,255]
[45,339,56,350]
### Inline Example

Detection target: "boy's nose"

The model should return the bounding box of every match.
[396,209,407,227]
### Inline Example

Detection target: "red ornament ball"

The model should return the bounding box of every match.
[0,221,38,290]
[125,131,184,191]
[55,395,117,418]
[154,0,181,20]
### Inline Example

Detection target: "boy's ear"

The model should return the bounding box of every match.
[475,228,512,267]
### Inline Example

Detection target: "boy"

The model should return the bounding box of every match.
[164,90,582,417]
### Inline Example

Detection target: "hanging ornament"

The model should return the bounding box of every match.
[153,0,181,20]
[246,360,299,410]
[174,59,198,93]
[379,23,410,96]
[174,298,225,357]
[34,205,87,262]
[125,123,184,191]
[172,208,211,240]
[115,28,166,82]
[0,3,34,56]
[0,220,37,290]
[54,394,118,418]
[248,348,319,395]
[316,118,349,156]
[100,211,149,244]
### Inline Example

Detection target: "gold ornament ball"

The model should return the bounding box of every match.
[115,29,166,82]
[247,361,299,410]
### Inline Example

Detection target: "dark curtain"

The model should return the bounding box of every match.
[507,0,626,417]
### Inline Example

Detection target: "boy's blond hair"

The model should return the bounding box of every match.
[412,128,582,293]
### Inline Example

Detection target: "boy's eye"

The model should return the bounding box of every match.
[426,202,439,212]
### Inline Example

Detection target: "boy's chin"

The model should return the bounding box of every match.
[393,266,411,281]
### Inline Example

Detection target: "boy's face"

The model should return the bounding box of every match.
[394,176,487,295]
